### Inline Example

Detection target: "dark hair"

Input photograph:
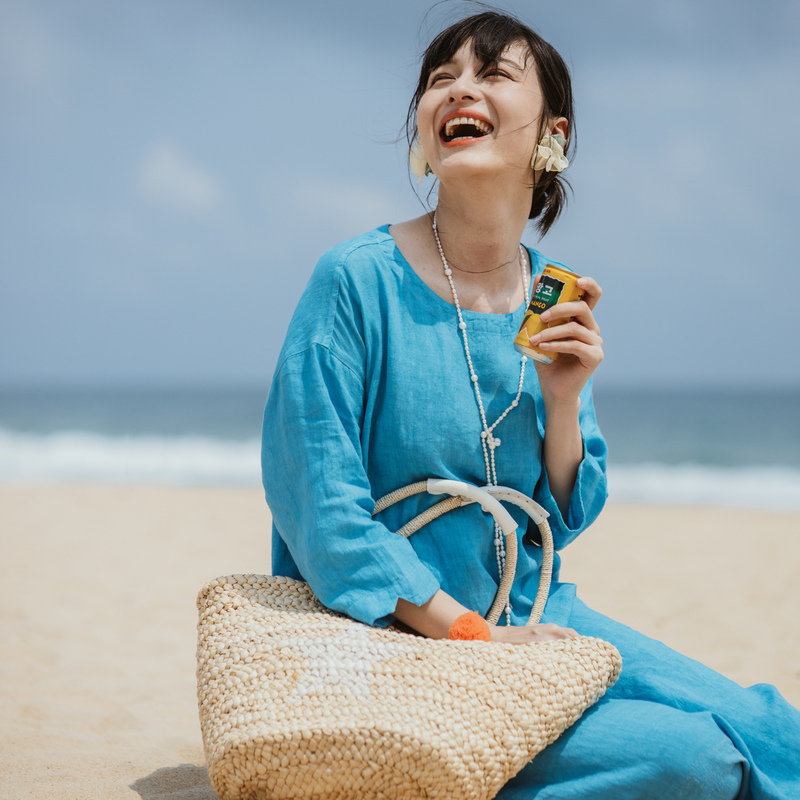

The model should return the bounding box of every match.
[406,10,574,236]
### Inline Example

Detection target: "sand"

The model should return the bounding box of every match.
[1,483,798,799]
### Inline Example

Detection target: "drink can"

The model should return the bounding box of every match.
[514,264,583,364]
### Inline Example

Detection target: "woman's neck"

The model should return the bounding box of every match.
[388,174,535,314]
[433,180,532,276]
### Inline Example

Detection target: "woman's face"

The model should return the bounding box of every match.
[416,40,558,183]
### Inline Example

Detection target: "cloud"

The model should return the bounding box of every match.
[289,177,408,235]
[137,142,224,215]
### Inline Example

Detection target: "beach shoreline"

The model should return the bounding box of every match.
[1,482,798,799]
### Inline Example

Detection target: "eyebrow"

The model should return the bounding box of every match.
[493,54,525,70]
[432,53,525,73]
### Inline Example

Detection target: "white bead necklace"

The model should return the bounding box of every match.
[432,211,531,624]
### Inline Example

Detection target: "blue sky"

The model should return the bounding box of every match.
[1,0,798,389]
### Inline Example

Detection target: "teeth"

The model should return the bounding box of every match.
[443,116,492,138]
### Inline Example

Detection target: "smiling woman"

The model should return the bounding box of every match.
[260,9,800,800]
[406,11,574,236]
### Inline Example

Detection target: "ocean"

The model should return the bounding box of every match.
[0,386,798,510]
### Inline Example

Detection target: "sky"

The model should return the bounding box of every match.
[1,0,799,390]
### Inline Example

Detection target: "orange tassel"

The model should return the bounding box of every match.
[447,611,491,641]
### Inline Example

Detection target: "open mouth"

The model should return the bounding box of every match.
[440,116,493,143]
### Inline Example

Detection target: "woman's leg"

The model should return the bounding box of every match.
[523,586,800,799]
[501,696,745,800]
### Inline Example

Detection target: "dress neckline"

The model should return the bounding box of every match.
[379,223,531,328]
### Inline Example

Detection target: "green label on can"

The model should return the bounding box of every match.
[529,274,565,314]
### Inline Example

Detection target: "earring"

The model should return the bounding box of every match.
[532,133,569,173]
[410,139,432,182]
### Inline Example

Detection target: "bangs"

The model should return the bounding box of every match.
[419,14,530,90]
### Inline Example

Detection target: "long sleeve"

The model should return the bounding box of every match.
[530,378,608,550]
[262,238,440,627]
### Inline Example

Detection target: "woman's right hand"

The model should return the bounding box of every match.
[396,592,580,642]
[490,623,579,644]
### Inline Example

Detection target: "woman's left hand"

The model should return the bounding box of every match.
[527,275,604,406]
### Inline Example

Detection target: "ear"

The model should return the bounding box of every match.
[550,117,569,143]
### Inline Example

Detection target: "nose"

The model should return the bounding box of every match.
[447,72,479,104]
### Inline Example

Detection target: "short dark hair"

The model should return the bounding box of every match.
[406,10,574,236]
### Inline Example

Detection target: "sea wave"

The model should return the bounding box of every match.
[607,463,800,511]
[1,429,799,510]
[0,429,262,486]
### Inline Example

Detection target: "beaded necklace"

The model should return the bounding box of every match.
[432,211,531,623]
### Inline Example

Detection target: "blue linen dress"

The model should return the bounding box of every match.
[262,225,800,799]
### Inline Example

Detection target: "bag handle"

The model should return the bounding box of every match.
[373,479,554,626]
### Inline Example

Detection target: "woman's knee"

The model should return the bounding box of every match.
[504,701,745,800]
[664,714,745,800]
[626,710,745,800]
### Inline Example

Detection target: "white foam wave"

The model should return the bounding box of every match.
[0,429,261,486]
[608,463,800,511]
[2,430,799,510]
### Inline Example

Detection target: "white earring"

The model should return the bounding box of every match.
[532,133,569,173]
[410,139,432,182]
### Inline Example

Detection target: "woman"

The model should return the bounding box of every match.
[262,10,800,799]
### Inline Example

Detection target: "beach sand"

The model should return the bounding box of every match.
[1,483,798,799]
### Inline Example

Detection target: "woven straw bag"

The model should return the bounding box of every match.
[196,479,622,800]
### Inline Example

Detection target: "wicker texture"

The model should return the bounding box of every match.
[197,574,622,800]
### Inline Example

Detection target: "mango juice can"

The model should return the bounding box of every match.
[514,264,583,364]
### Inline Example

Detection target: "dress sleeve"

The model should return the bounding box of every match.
[262,342,441,628]
[531,379,608,550]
